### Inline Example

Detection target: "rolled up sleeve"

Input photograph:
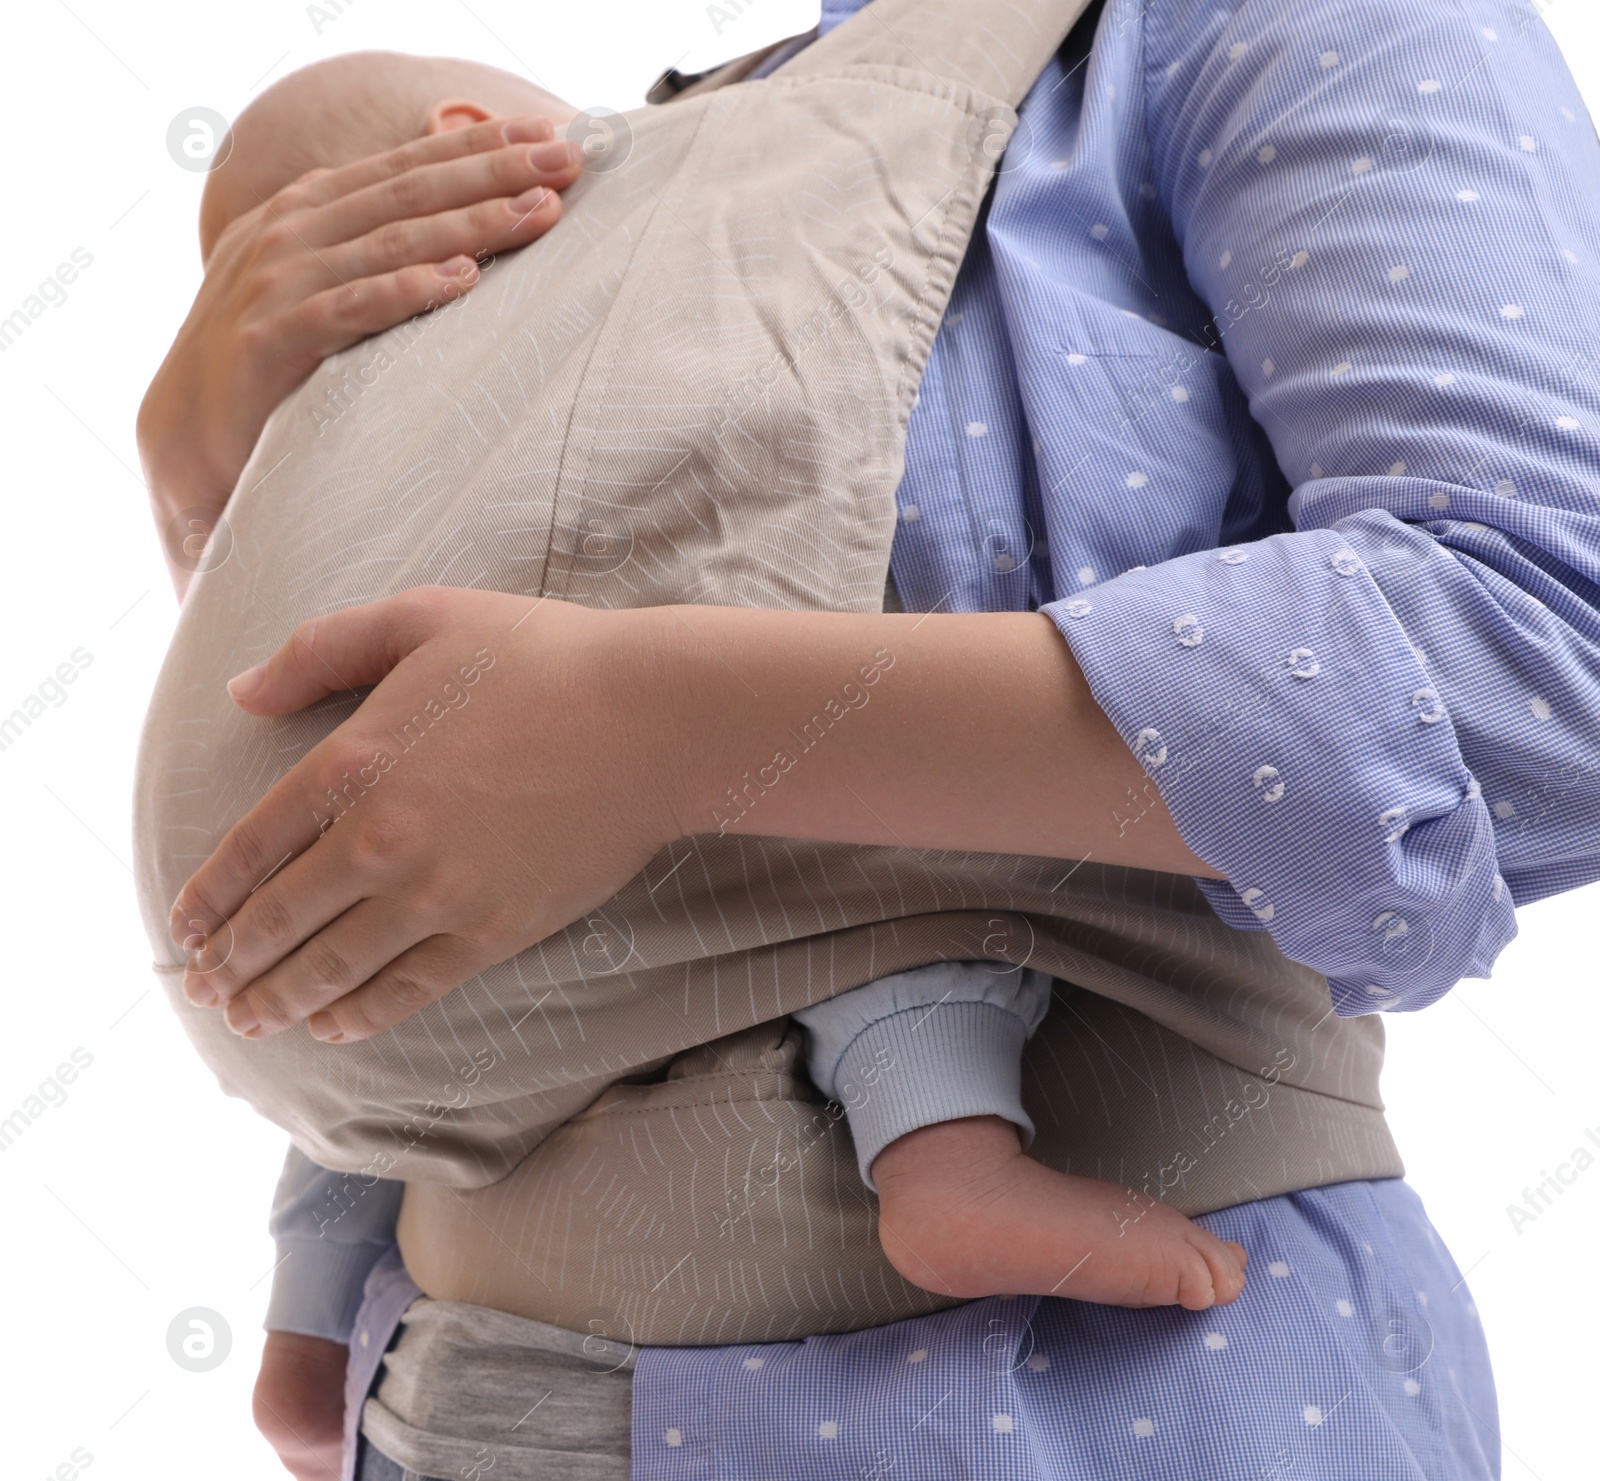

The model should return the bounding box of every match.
[1046,0,1600,1014]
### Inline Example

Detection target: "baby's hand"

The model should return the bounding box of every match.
[253,1330,348,1480]
[138,114,583,594]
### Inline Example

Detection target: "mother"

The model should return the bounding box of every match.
[142,0,1600,1476]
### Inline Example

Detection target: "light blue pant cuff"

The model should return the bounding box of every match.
[826,999,1036,1191]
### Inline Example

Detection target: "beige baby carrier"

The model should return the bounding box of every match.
[132,0,1400,1345]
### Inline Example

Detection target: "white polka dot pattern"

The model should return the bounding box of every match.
[885,0,1600,1015]
[633,1180,1497,1479]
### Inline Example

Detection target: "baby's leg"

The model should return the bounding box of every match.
[792,963,1247,1310]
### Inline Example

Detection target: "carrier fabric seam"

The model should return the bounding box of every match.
[544,70,1010,609]
[567,1080,1397,1124]
[537,99,723,604]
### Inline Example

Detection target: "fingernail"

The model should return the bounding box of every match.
[184,979,218,1008]
[436,254,478,280]
[308,1012,344,1043]
[528,140,575,171]
[226,998,260,1037]
[502,116,551,144]
[227,663,265,702]
[509,186,551,217]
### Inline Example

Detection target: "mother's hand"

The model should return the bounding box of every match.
[137,116,582,583]
[169,587,1216,1042]
[171,588,687,1043]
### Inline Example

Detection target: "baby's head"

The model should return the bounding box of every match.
[199,51,575,262]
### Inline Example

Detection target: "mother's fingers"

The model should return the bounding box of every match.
[277,112,555,215]
[268,254,489,374]
[306,138,581,255]
[180,822,370,1009]
[221,897,437,1039]
[225,591,443,716]
[296,187,564,329]
[306,935,489,1043]
[169,596,442,949]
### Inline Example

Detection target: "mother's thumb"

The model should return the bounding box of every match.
[226,590,439,714]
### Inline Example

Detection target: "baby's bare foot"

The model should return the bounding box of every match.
[871,1116,1247,1310]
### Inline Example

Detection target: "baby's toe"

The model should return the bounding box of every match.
[1196,1233,1248,1306]
[1172,1244,1220,1311]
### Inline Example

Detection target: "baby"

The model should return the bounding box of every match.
[208,50,1248,1321]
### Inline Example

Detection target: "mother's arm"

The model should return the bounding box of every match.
[172,589,1217,1040]
[172,4,1600,1045]
[1054,0,1600,1016]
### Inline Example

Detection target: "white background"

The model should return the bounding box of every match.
[1,1,1595,1476]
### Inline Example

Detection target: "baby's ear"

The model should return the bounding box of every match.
[424,97,498,134]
